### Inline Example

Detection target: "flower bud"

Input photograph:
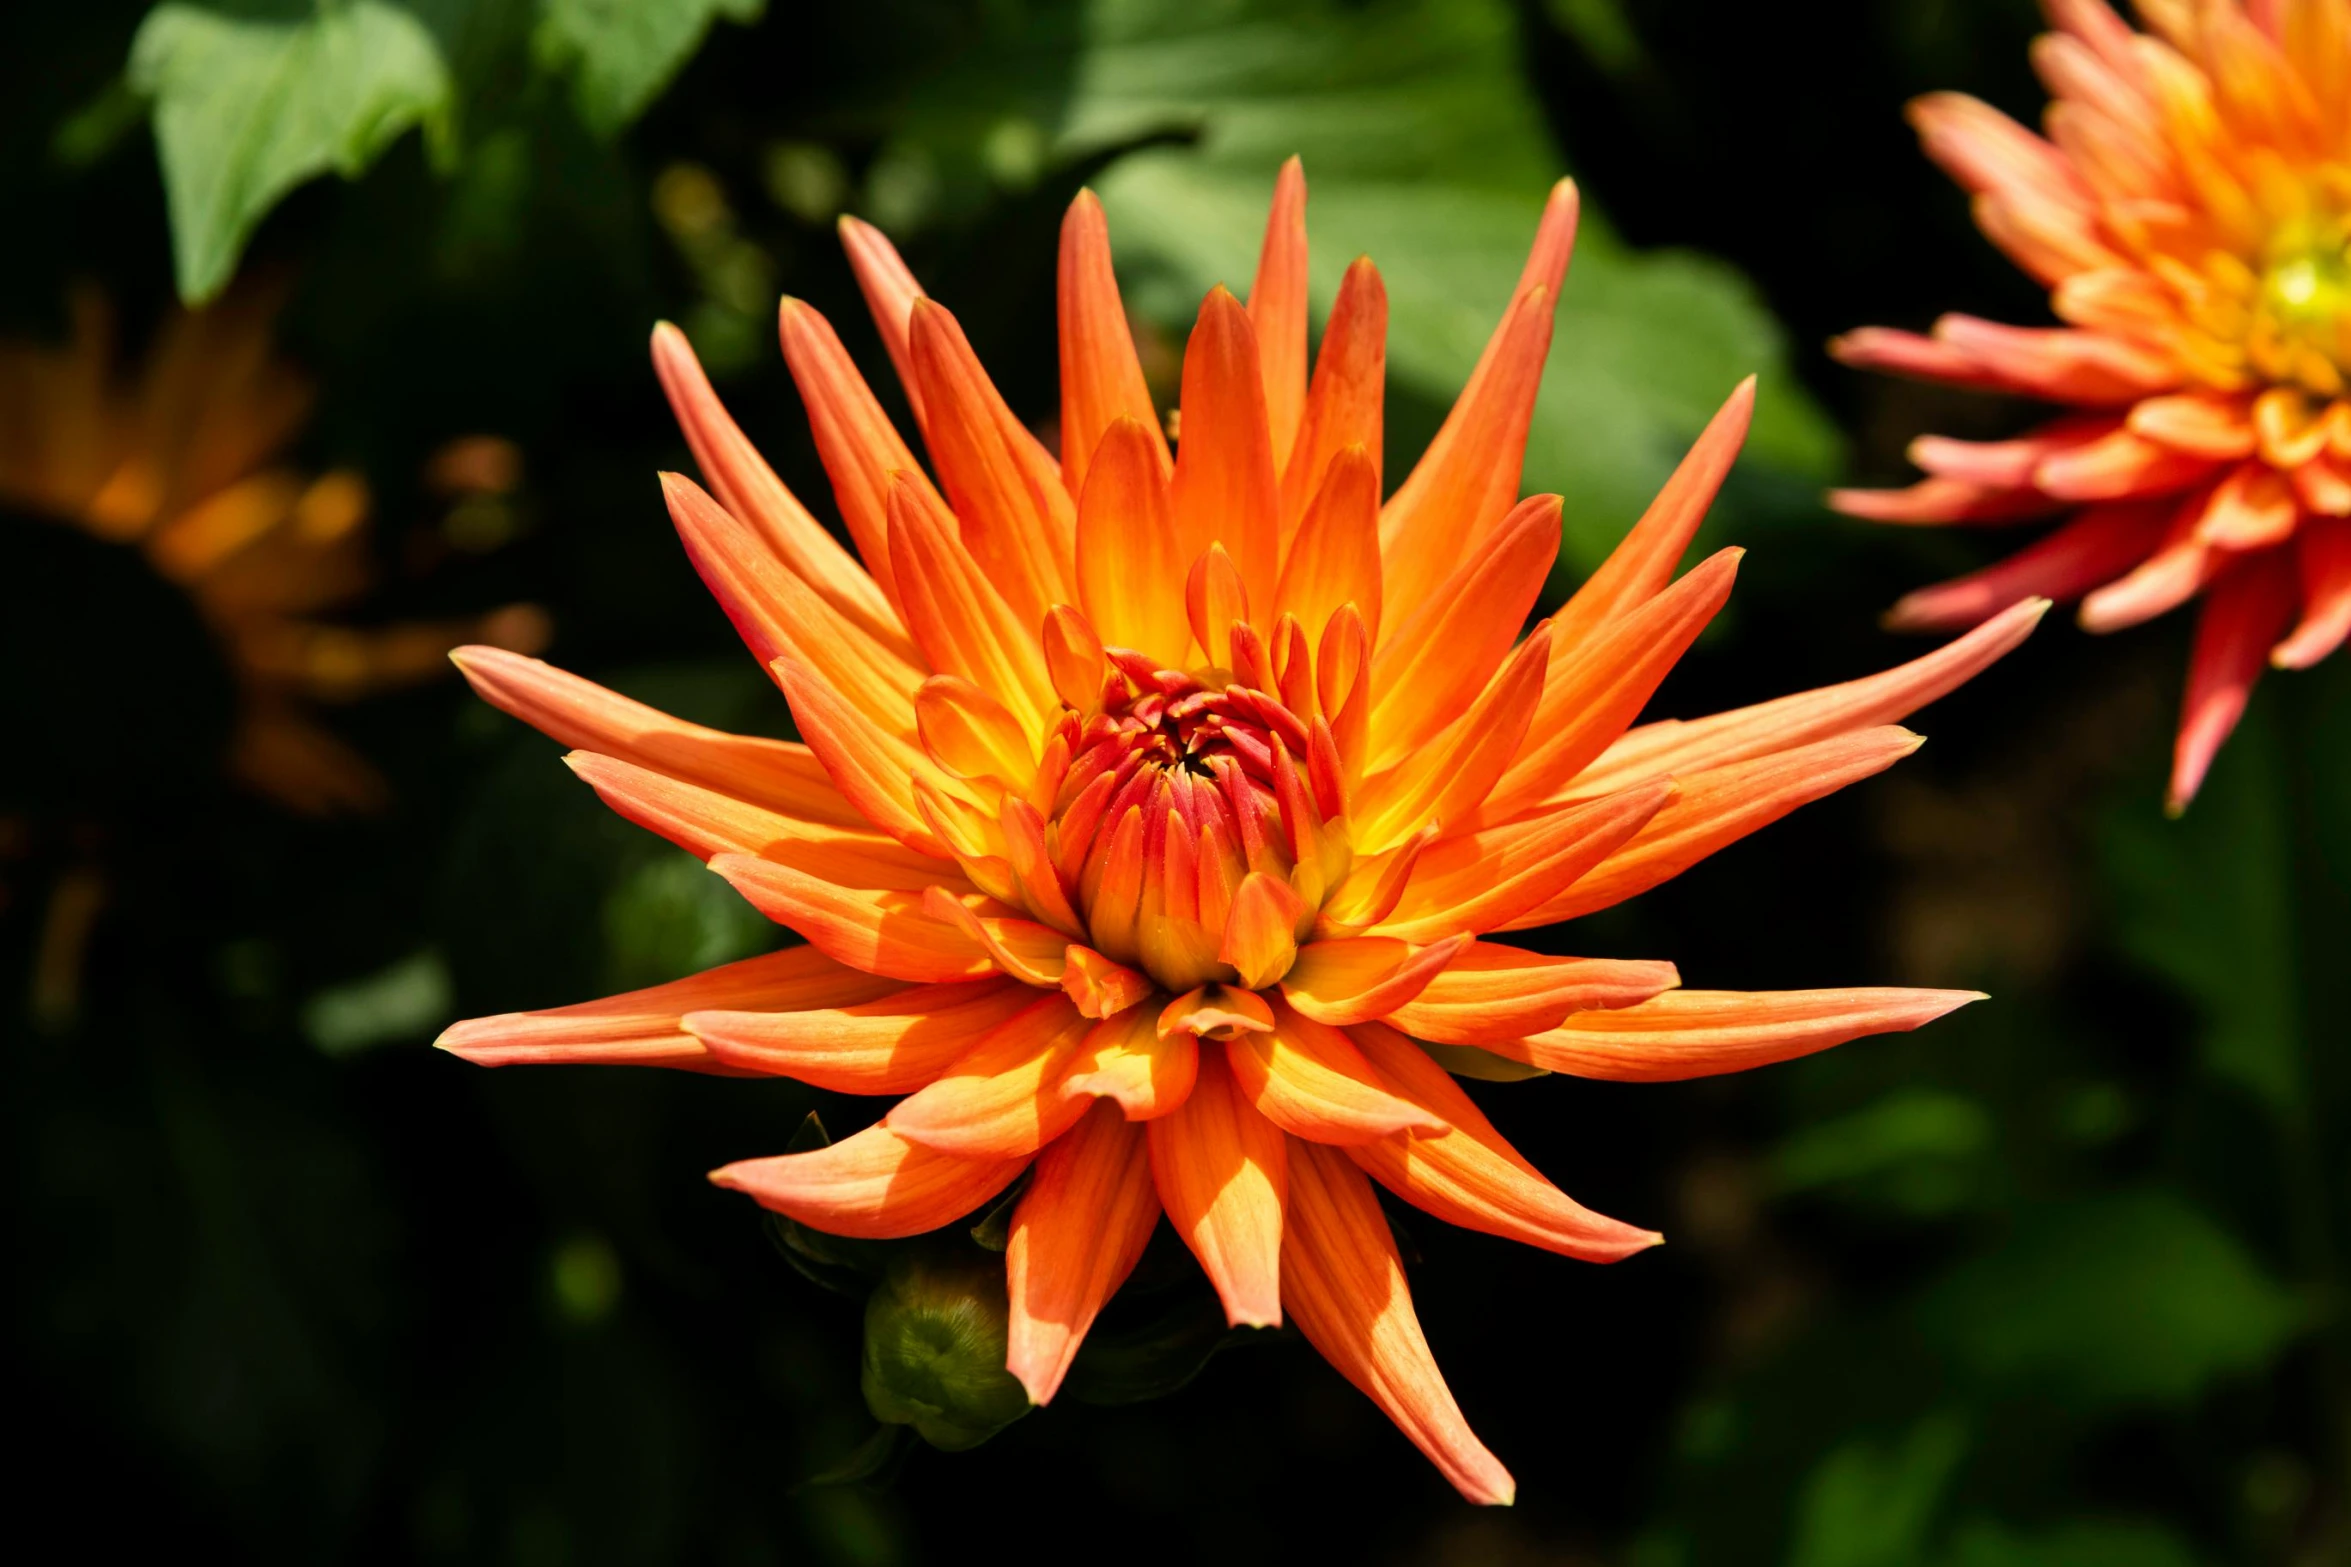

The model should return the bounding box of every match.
[860,1246,1032,1451]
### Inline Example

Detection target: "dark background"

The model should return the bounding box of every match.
[5,2,2345,1563]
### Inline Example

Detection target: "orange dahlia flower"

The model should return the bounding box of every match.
[1832,0,2351,811]
[440,162,2034,1501]
[0,286,546,813]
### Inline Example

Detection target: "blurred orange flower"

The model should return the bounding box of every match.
[1833,0,2350,811]
[441,162,2030,1500]
[0,286,546,813]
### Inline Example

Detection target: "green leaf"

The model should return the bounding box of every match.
[1786,1413,1970,1567]
[1771,1088,1994,1216]
[793,1422,911,1492]
[1913,1189,2305,1412]
[52,76,149,169]
[533,0,765,137]
[1065,0,1840,574]
[600,850,774,993]
[2099,698,2301,1112]
[1415,1039,1552,1081]
[1941,1517,2203,1567]
[129,1,455,302]
[1062,1289,1258,1406]
[965,1170,1031,1252]
[300,947,454,1056]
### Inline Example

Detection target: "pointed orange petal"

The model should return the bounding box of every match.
[776,296,946,611]
[1382,943,1681,1045]
[2273,517,2351,669]
[1225,1003,1448,1146]
[1514,176,1582,295]
[1549,378,1755,650]
[2129,392,2257,459]
[1273,444,1383,648]
[1060,945,1153,1020]
[1826,474,2064,525]
[1168,287,1281,613]
[1065,1003,1199,1120]
[1507,987,1983,1081]
[1378,283,1560,631]
[1220,869,1308,990]
[437,946,903,1073]
[1907,414,2128,488]
[1313,822,1435,935]
[661,472,934,850]
[1352,623,1553,850]
[1075,417,1193,665]
[1372,779,1674,943]
[1040,606,1106,716]
[1149,1048,1287,1327]
[1278,934,1468,1027]
[1249,156,1310,468]
[836,215,928,429]
[2192,462,2300,550]
[1185,541,1251,669]
[2290,453,2351,517]
[659,471,927,711]
[1885,506,2166,631]
[1368,495,1561,766]
[1280,257,1386,538]
[1908,90,2089,207]
[1000,797,1085,936]
[914,674,1036,791]
[1280,1138,1515,1505]
[2169,552,2298,813]
[1479,551,1741,823]
[2078,509,2223,632]
[1522,727,1922,926]
[766,641,944,856]
[684,976,1034,1094]
[1006,1101,1162,1403]
[918,884,1072,989]
[708,852,993,982]
[449,647,865,828]
[1572,598,2046,799]
[650,323,905,646]
[564,751,941,883]
[907,298,1077,631]
[1346,1022,1661,1261]
[1387,175,1577,557]
[1926,315,2175,403]
[1057,191,1170,498]
[913,778,1023,905]
[889,477,1057,732]
[710,1122,1024,1239]
[1158,982,1276,1041]
[883,992,1097,1159]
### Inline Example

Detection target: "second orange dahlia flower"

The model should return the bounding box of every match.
[1833,0,2350,811]
[0,285,546,813]
[440,161,2035,1501]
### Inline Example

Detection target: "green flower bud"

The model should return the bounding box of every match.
[860,1246,1031,1451]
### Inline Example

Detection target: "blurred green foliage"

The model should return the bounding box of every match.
[5,0,2346,1563]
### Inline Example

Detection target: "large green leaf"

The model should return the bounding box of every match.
[1066,0,1840,575]
[1786,1413,1969,1567]
[2099,698,2302,1113]
[1770,1087,1995,1217]
[1941,1517,2203,1567]
[129,1,454,302]
[533,0,765,136]
[1912,1189,2304,1412]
